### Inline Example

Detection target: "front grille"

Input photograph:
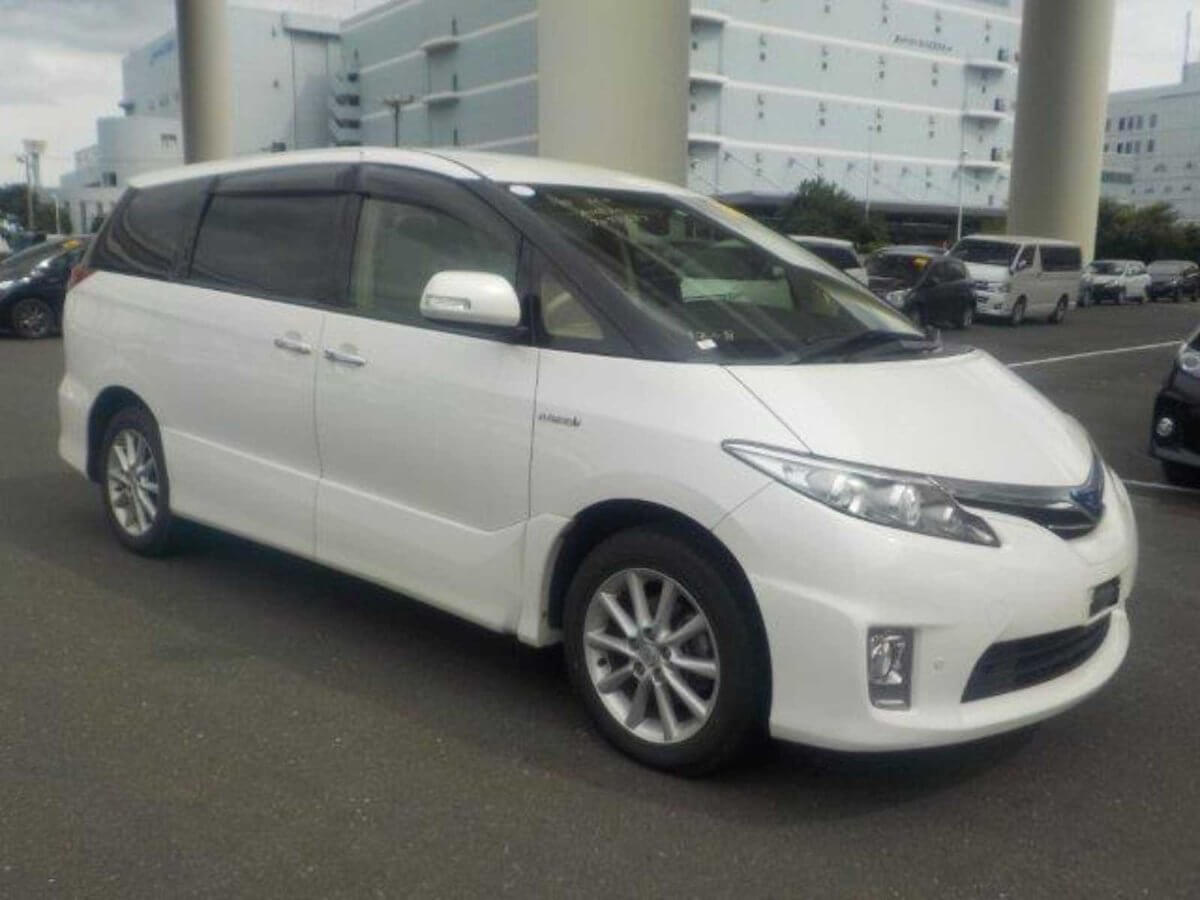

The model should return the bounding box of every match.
[961,615,1111,702]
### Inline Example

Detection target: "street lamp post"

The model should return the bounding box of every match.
[381,94,416,148]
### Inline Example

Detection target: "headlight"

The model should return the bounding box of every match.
[0,279,12,291]
[1180,344,1200,376]
[722,441,1000,546]
[884,289,909,308]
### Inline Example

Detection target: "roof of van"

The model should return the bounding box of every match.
[127,147,691,195]
[787,235,855,248]
[958,234,1080,248]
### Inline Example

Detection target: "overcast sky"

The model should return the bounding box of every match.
[1,0,1197,187]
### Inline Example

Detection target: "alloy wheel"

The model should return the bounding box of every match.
[581,568,720,745]
[105,428,161,537]
[12,298,52,339]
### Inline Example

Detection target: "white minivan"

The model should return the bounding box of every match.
[60,149,1135,773]
[951,235,1083,325]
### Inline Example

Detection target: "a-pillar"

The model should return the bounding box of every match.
[1007,0,1117,261]
[537,0,689,185]
[174,0,234,163]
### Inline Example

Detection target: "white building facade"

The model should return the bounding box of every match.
[1101,63,1200,221]
[337,0,1022,221]
[59,6,341,229]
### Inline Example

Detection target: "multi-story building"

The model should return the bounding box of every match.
[337,0,1023,231]
[59,6,341,229]
[1101,63,1200,221]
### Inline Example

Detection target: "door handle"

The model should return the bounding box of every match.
[273,335,312,355]
[323,347,367,367]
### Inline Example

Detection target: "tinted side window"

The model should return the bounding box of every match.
[349,196,517,326]
[1041,246,1083,272]
[91,180,208,279]
[1017,245,1036,270]
[189,194,345,304]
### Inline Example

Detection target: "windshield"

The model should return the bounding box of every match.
[1088,261,1125,274]
[0,240,67,276]
[865,252,932,287]
[950,239,1017,267]
[514,187,921,364]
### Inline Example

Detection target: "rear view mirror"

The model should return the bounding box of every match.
[420,271,521,328]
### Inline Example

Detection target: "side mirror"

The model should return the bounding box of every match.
[420,270,521,328]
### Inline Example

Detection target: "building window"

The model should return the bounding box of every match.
[161,133,178,150]
[1148,139,1156,153]
[1119,117,1126,130]
[1105,118,1112,132]
[102,172,117,187]
[1104,144,1109,153]
[1150,113,1158,128]
[1136,115,1144,129]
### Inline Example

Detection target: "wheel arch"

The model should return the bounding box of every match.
[543,499,766,648]
[86,386,153,482]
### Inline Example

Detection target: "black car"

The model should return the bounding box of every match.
[1147,260,1200,302]
[0,237,89,338]
[1150,326,1200,486]
[865,247,975,329]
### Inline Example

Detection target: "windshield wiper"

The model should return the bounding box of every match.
[798,329,941,362]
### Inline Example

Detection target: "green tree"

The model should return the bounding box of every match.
[777,178,889,249]
[0,183,73,234]
[1094,198,1198,262]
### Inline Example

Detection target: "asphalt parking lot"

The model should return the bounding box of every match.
[2,302,1199,898]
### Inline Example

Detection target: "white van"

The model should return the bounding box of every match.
[951,235,1083,325]
[59,149,1135,773]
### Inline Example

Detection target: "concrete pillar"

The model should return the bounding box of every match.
[1007,0,1116,261]
[174,0,234,163]
[537,0,689,185]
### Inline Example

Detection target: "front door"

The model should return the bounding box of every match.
[314,170,538,630]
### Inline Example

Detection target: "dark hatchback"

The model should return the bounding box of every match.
[0,237,90,338]
[865,247,975,329]
[1147,260,1200,302]
[1149,325,1200,486]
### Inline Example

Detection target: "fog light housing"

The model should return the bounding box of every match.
[1155,416,1176,440]
[868,627,914,709]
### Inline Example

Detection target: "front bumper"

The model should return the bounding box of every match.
[973,289,1013,316]
[714,467,1137,751]
[1150,369,1200,468]
[1083,282,1123,302]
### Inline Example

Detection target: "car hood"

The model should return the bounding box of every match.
[727,349,1093,486]
[961,262,1010,282]
[1087,274,1120,284]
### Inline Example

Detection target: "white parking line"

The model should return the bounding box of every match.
[1121,479,1200,497]
[1008,341,1180,369]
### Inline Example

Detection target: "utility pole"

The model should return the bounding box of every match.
[381,94,416,147]
[864,119,875,221]
[19,139,45,230]
[957,69,969,243]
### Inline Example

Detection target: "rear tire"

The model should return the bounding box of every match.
[563,526,768,775]
[1049,297,1067,324]
[10,297,55,339]
[1008,298,1026,326]
[99,406,174,556]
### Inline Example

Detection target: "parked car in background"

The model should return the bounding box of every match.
[1146,260,1200,303]
[60,150,1135,773]
[1149,325,1200,486]
[951,235,1081,325]
[865,247,975,329]
[1080,260,1150,306]
[787,235,868,284]
[0,234,11,264]
[0,236,90,338]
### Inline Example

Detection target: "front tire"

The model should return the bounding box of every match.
[10,297,55,339]
[1049,297,1067,324]
[100,406,174,556]
[563,527,768,775]
[1162,461,1200,488]
[1009,298,1026,326]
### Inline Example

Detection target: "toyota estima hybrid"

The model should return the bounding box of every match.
[59,149,1136,773]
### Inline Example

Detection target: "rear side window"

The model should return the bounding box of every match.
[91,180,207,279]
[1040,246,1083,272]
[800,243,859,272]
[189,194,345,304]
